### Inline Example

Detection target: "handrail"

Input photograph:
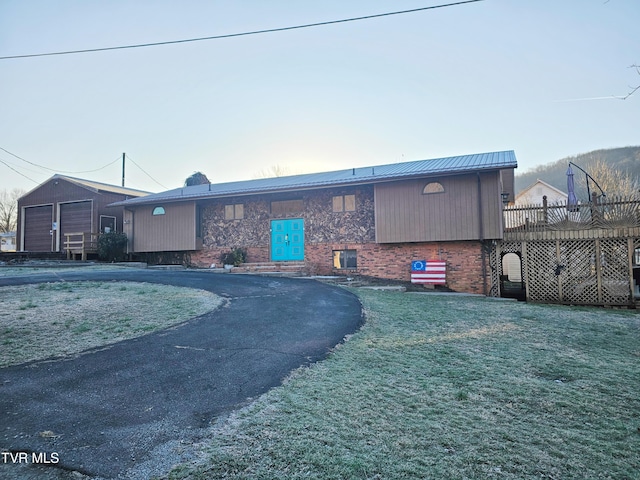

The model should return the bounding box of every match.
[64,232,98,260]
[503,194,640,234]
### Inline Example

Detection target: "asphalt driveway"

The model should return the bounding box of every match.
[0,269,363,479]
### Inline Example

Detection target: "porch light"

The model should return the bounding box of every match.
[501,192,510,205]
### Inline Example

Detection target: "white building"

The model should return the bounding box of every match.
[515,179,567,205]
[1,231,16,252]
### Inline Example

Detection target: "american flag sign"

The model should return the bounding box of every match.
[411,260,446,284]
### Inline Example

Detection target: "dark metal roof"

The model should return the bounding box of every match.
[111,150,517,207]
[19,174,152,201]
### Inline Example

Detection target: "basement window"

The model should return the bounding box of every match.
[423,182,444,194]
[333,249,357,269]
[152,206,166,215]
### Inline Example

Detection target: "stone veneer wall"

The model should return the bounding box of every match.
[191,186,375,266]
[189,185,491,294]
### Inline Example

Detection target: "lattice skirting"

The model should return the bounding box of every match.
[492,237,637,306]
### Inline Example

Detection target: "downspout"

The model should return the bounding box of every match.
[477,173,487,295]
[124,208,134,259]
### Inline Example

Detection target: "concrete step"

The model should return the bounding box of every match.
[229,262,307,276]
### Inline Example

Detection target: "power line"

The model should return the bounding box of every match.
[0,153,48,176]
[0,157,38,184]
[126,154,168,190]
[0,147,167,189]
[0,146,121,174]
[0,1,484,60]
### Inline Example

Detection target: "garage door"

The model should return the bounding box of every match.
[23,205,53,251]
[60,201,92,251]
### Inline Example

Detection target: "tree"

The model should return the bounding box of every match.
[253,165,293,179]
[621,64,640,100]
[0,188,25,233]
[577,159,639,198]
[184,172,210,186]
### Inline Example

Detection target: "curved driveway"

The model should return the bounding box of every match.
[0,269,363,479]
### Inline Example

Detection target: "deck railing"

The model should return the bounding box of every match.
[64,232,98,260]
[503,193,640,239]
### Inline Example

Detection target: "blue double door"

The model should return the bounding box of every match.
[271,219,304,261]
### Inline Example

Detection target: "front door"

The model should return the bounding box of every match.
[271,219,304,261]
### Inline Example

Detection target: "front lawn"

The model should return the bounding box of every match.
[169,290,640,479]
[0,281,222,367]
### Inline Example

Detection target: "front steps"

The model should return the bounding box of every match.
[227,261,307,277]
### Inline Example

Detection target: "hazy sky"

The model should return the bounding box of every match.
[1,0,638,193]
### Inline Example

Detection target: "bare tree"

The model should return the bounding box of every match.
[0,188,25,232]
[578,159,639,197]
[253,165,293,179]
[621,64,639,100]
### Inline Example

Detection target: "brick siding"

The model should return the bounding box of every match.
[189,185,492,294]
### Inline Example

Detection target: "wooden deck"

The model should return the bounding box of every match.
[64,232,98,261]
[503,194,640,241]
[495,195,640,307]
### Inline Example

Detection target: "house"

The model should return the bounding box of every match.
[17,175,150,253]
[111,151,517,294]
[0,231,16,252]
[515,179,567,205]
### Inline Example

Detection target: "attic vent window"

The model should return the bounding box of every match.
[152,206,166,215]
[423,182,445,194]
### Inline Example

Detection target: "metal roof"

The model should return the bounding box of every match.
[54,175,152,196]
[19,174,152,200]
[111,150,517,207]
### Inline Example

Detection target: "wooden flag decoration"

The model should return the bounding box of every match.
[411,260,446,284]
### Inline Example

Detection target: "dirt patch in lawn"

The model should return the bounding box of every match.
[0,281,223,368]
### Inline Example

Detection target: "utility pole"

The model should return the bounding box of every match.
[122,153,125,187]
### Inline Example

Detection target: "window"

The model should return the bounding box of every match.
[333,249,357,269]
[423,182,444,194]
[152,206,165,215]
[332,194,356,212]
[100,215,117,233]
[225,204,244,220]
[271,199,303,215]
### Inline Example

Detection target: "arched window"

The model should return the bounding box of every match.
[152,206,166,216]
[423,182,444,194]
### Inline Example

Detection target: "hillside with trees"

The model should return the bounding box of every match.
[515,146,640,200]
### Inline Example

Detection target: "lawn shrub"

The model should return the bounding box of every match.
[97,232,128,262]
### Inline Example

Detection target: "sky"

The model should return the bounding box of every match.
[0,0,638,194]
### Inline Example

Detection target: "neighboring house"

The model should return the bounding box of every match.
[515,179,567,205]
[17,175,150,253]
[111,151,517,294]
[507,179,569,230]
[0,231,16,252]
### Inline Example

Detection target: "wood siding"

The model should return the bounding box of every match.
[374,172,504,243]
[129,202,199,252]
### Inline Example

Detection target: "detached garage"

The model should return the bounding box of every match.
[17,175,149,253]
